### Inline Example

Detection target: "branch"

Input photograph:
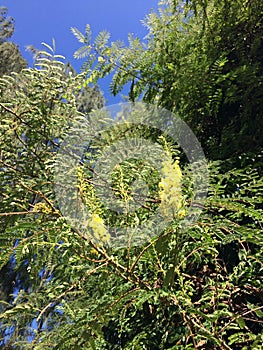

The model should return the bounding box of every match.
[36,262,108,327]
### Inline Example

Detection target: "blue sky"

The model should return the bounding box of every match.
[4,0,158,105]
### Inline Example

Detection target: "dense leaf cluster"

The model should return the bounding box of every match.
[0,1,262,349]
[0,7,27,77]
[73,0,263,159]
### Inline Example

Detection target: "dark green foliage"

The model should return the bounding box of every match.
[0,7,27,77]
[0,41,27,77]
[74,0,263,160]
[0,7,14,42]
[76,84,104,114]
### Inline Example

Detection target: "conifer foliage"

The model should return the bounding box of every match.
[0,7,27,77]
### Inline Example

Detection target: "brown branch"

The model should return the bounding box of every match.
[19,182,60,215]
[36,262,108,326]
[0,102,59,148]
[129,230,170,273]
[219,305,263,334]
[74,226,151,290]
[0,210,39,217]
[0,158,23,173]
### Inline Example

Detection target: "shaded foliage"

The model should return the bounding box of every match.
[0,7,27,77]
[73,0,263,159]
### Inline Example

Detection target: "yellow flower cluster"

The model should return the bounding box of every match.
[33,202,53,214]
[159,158,185,220]
[87,213,110,244]
[98,56,104,63]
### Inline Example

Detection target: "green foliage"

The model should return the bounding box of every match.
[0,43,105,347]
[0,1,262,349]
[74,0,263,159]
[0,7,27,77]
[1,74,262,348]
[1,135,262,349]
[0,7,14,42]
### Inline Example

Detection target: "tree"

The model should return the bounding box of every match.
[0,7,14,42]
[0,1,262,349]
[0,7,27,77]
[0,42,105,347]
[73,0,263,160]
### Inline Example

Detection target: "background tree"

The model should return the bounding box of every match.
[0,7,27,77]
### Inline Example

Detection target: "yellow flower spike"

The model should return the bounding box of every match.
[87,213,110,246]
[159,157,185,220]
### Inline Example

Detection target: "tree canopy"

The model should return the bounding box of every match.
[0,7,27,77]
[0,1,262,349]
[73,0,263,159]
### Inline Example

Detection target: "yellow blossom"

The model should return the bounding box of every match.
[33,202,53,214]
[87,213,110,245]
[159,158,185,220]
